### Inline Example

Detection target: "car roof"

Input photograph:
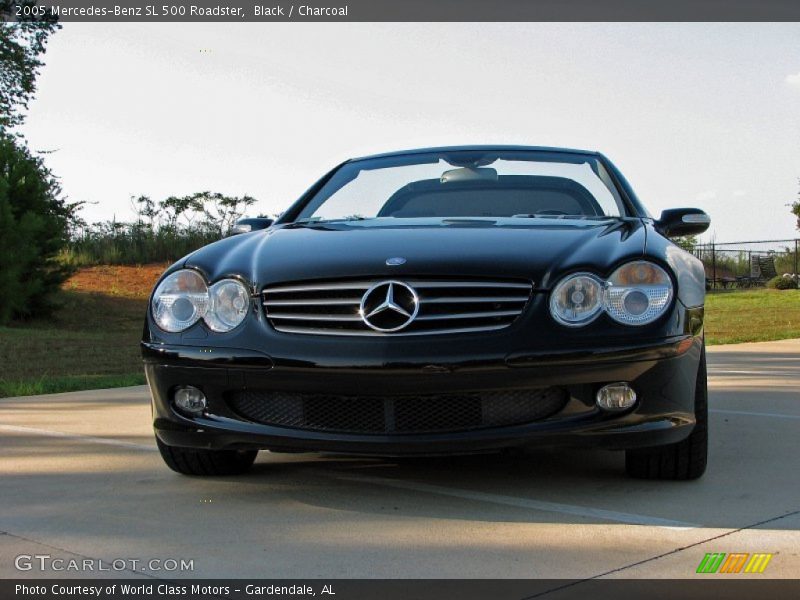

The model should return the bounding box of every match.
[349,145,600,163]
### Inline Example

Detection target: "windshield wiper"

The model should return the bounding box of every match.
[510,214,611,220]
[290,216,368,228]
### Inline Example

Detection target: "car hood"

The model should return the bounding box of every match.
[183,218,647,290]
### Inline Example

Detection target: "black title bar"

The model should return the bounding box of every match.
[4,0,800,22]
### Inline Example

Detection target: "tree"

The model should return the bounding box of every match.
[0,1,59,129]
[189,191,257,236]
[673,234,699,252]
[792,178,800,230]
[160,194,204,229]
[131,194,159,229]
[0,132,72,323]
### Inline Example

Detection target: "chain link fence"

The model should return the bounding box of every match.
[692,239,799,289]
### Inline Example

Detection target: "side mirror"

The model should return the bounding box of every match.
[655,208,710,238]
[229,217,274,236]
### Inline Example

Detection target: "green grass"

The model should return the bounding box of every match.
[0,373,145,398]
[704,288,800,345]
[0,290,148,398]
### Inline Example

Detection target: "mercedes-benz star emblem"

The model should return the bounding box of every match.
[359,281,419,332]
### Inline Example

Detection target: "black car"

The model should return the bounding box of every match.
[142,146,711,480]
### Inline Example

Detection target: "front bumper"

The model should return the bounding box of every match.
[144,335,703,456]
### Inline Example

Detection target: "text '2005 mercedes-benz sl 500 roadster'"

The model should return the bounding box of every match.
[142,145,711,479]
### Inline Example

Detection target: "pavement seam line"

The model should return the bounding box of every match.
[0,423,156,451]
[333,473,697,529]
[518,508,800,599]
[0,530,163,581]
[709,409,800,420]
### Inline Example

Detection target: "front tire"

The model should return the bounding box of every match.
[156,437,258,476]
[625,345,708,480]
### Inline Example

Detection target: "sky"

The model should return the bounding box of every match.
[20,22,800,242]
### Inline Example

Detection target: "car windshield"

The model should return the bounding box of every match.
[295,150,627,224]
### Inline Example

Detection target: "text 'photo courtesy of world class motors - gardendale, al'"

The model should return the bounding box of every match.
[2,2,800,600]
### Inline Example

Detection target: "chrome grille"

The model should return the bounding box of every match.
[262,278,533,336]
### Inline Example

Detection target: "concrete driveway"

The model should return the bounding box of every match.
[1,340,798,580]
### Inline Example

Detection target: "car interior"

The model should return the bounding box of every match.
[376,174,605,218]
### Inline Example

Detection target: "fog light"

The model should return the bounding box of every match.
[173,386,207,415]
[596,382,637,411]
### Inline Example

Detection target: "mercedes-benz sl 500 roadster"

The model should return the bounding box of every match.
[142,146,711,479]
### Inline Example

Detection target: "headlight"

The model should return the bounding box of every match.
[152,271,250,333]
[604,261,673,325]
[205,279,250,332]
[549,261,674,327]
[549,273,605,326]
[151,269,209,332]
